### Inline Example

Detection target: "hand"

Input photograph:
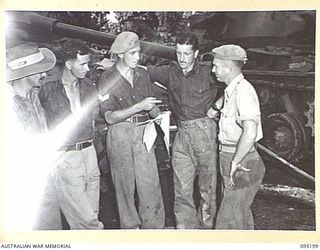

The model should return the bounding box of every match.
[135,97,162,111]
[207,107,219,119]
[229,161,250,186]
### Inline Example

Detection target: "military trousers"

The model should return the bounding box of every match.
[216,150,265,230]
[52,145,103,230]
[172,117,218,229]
[33,174,62,230]
[107,122,165,229]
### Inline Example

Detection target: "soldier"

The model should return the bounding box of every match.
[210,44,265,229]
[99,31,165,229]
[5,42,61,230]
[39,39,103,229]
[147,32,219,229]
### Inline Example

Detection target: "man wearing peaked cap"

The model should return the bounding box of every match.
[5,43,63,230]
[99,31,165,229]
[209,44,265,230]
[211,44,248,62]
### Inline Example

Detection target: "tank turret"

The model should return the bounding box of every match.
[192,11,315,165]
[6,11,315,170]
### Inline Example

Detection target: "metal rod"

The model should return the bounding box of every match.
[8,12,177,60]
[28,13,176,59]
[256,143,315,182]
[53,22,176,59]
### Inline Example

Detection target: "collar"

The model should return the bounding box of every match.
[172,59,200,75]
[112,63,143,75]
[224,73,244,98]
[113,63,144,80]
[133,66,144,79]
[61,74,79,87]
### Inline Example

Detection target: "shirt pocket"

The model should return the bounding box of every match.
[191,74,214,96]
[117,94,132,107]
[135,86,150,100]
[191,86,214,106]
[193,86,214,97]
[48,94,70,115]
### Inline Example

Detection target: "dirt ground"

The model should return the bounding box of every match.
[97,151,315,230]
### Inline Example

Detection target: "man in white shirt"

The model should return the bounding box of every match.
[210,44,265,229]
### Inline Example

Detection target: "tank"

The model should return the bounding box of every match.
[5,11,315,170]
[191,11,315,166]
[5,11,176,59]
[5,11,177,173]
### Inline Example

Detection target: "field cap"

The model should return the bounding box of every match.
[7,43,56,82]
[212,44,248,62]
[110,31,140,54]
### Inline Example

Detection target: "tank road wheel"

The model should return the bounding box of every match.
[261,112,305,162]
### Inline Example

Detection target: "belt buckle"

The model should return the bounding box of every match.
[132,116,137,123]
[131,116,138,123]
[75,142,82,150]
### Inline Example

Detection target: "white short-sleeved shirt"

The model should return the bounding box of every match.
[218,73,263,145]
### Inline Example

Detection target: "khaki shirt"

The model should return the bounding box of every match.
[218,73,263,145]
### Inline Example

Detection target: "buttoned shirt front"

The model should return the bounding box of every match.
[148,60,218,121]
[38,74,100,146]
[218,73,263,145]
[99,65,153,115]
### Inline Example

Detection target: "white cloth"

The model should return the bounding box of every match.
[143,111,171,153]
